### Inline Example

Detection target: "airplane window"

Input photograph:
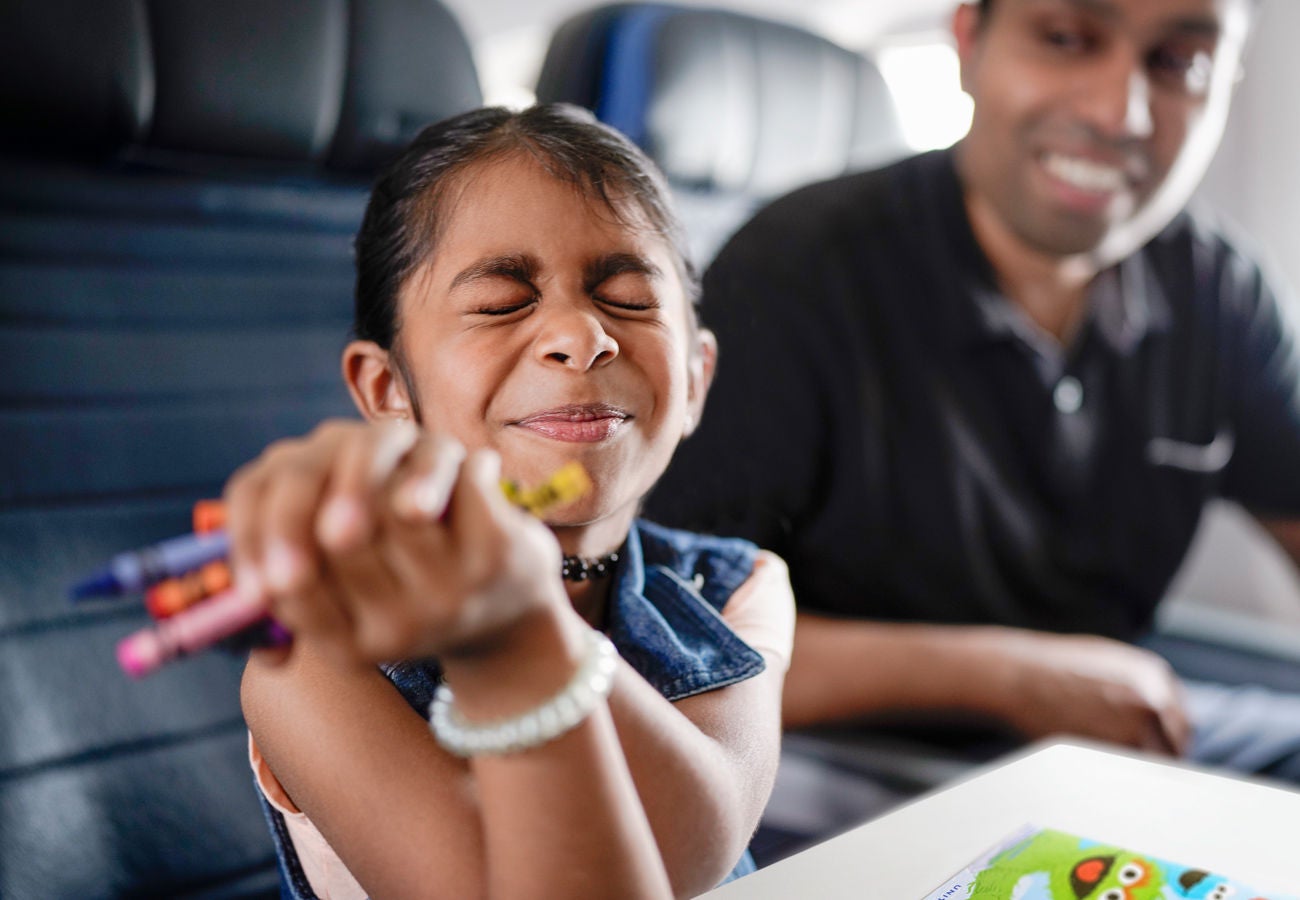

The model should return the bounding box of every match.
[477,26,545,109]
[875,38,973,151]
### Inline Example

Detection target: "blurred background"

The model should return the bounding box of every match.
[4,1,1299,896]
[451,0,1300,647]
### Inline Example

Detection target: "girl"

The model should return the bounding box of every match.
[233,104,794,899]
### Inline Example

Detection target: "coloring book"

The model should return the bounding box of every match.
[924,825,1297,900]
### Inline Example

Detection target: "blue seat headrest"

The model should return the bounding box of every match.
[537,2,906,198]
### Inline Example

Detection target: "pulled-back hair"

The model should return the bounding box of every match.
[353,103,698,351]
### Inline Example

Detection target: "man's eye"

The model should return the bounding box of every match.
[1149,45,1213,94]
[1040,25,1093,54]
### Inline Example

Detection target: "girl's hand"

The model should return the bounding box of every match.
[223,419,569,666]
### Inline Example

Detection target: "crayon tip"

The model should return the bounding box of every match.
[70,569,122,600]
[117,630,164,679]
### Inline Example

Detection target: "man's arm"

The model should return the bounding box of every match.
[783,613,1192,756]
[1257,519,1300,572]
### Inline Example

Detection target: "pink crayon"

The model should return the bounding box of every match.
[117,588,288,678]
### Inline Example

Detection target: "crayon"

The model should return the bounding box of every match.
[76,465,591,602]
[192,499,226,534]
[71,530,230,599]
[102,461,592,677]
[145,561,232,619]
[502,461,591,516]
[117,587,282,678]
[215,618,292,656]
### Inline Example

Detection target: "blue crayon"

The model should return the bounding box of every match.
[71,530,231,599]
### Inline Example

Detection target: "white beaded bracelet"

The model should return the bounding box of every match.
[428,629,618,757]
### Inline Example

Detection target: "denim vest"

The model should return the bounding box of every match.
[259,519,767,898]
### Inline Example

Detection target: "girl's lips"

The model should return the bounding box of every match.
[511,405,631,443]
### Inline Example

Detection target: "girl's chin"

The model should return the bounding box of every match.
[544,494,639,534]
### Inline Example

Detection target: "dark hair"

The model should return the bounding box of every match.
[353,103,698,354]
[976,0,1258,19]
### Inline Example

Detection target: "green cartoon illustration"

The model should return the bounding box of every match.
[970,828,1167,899]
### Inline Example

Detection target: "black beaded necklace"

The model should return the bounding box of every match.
[561,550,621,582]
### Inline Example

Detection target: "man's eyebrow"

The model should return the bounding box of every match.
[1166,16,1221,40]
[1053,0,1222,38]
[450,254,538,290]
[583,252,662,293]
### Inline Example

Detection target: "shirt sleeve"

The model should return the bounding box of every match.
[1219,246,1300,513]
[248,734,368,900]
[719,550,796,672]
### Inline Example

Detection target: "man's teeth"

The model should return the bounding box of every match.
[1043,153,1127,193]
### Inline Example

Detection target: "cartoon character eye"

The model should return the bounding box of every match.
[1099,890,1124,900]
[1117,861,1145,885]
[1209,886,1236,900]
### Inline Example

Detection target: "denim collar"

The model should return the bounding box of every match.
[606,520,766,701]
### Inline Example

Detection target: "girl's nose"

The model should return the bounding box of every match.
[534,303,619,371]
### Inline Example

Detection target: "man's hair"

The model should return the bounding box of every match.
[976,0,1259,17]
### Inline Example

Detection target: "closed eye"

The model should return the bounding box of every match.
[596,296,657,313]
[470,298,536,316]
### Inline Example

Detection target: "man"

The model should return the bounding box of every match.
[648,0,1300,851]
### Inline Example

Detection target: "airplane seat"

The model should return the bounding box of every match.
[535,2,941,864]
[535,2,908,269]
[0,1,480,896]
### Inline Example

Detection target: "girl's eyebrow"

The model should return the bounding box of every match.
[450,253,539,290]
[583,252,662,293]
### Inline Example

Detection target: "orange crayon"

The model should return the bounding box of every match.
[145,560,232,619]
[192,499,226,534]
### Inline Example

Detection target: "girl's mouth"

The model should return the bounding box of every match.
[511,405,631,443]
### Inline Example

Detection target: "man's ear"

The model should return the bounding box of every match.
[952,3,983,95]
[342,340,412,422]
[684,327,718,438]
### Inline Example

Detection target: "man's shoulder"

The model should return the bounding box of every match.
[1145,206,1274,301]
[714,150,944,261]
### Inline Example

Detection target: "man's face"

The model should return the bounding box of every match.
[954,0,1250,262]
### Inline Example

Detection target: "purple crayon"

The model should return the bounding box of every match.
[71,530,231,599]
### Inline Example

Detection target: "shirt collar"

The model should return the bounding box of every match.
[935,145,1172,355]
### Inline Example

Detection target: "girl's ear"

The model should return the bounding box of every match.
[684,327,718,438]
[342,340,412,422]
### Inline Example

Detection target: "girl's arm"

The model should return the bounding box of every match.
[235,420,786,898]
[244,597,785,900]
[244,605,674,900]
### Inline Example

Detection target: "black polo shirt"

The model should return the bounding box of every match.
[647,148,1300,639]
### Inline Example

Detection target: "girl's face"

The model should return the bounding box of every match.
[350,152,712,545]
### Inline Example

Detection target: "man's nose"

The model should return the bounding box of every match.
[1080,52,1154,141]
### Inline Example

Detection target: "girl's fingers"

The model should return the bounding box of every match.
[450,448,509,541]
[222,456,271,601]
[257,431,357,643]
[391,431,467,523]
[316,419,419,552]
[224,429,339,604]
[324,520,412,661]
[445,448,544,588]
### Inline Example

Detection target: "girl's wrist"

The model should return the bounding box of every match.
[429,627,617,757]
[438,601,594,723]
